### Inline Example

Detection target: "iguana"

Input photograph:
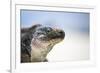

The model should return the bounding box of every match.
[21,24,65,63]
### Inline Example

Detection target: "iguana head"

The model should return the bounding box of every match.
[32,25,64,45]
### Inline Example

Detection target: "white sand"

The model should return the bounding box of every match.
[47,31,89,62]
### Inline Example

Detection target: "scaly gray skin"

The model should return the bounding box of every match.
[21,24,65,63]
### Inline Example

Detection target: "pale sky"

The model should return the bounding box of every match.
[21,9,90,34]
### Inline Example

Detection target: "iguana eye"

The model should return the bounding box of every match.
[46,27,52,32]
[37,32,41,35]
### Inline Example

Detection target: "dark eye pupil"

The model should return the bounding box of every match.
[37,33,41,35]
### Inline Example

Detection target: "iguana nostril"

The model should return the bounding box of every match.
[58,30,65,38]
[59,31,64,34]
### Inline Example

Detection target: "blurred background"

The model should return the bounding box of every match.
[21,10,90,62]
